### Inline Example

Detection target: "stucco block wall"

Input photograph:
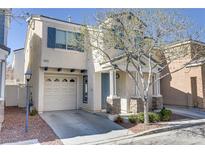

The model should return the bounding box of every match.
[5,84,26,107]
[161,42,205,108]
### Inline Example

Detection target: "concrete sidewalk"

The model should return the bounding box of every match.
[3,139,40,145]
[165,105,205,119]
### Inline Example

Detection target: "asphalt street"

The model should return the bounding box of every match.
[128,124,205,145]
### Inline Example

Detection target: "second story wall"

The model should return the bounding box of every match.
[40,17,87,69]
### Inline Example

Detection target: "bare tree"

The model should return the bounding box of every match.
[83,9,204,124]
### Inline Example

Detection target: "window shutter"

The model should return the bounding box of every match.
[47,27,56,48]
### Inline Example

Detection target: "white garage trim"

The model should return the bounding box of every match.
[43,74,78,111]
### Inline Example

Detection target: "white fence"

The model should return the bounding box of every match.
[5,84,26,107]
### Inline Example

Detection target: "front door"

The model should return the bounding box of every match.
[191,77,198,107]
[101,73,110,109]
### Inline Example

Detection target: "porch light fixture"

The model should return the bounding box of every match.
[116,73,120,79]
[25,70,32,132]
[25,70,32,82]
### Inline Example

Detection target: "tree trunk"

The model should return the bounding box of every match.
[144,101,149,124]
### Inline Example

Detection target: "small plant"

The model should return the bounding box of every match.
[137,112,144,123]
[137,112,160,123]
[128,114,138,124]
[148,112,160,123]
[114,116,124,123]
[159,107,172,121]
[29,108,38,116]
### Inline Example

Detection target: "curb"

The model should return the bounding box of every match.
[135,121,205,137]
[92,120,205,144]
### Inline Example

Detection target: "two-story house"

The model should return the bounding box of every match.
[24,14,162,114]
[0,8,11,130]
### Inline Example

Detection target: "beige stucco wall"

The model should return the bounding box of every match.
[24,17,92,112]
[161,42,205,108]
[161,64,203,107]
[13,49,25,83]
[24,18,42,112]
[41,19,86,69]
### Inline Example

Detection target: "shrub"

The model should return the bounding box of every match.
[128,114,138,124]
[136,112,160,123]
[159,107,172,121]
[114,116,124,123]
[137,112,144,123]
[30,108,38,116]
[148,112,160,123]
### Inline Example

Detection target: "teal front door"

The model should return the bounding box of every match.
[101,73,110,109]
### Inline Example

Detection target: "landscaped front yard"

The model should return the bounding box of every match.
[0,107,62,145]
[115,110,193,134]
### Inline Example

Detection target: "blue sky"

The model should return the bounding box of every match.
[7,8,205,64]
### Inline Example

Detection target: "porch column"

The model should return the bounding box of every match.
[107,69,121,114]
[156,73,160,95]
[152,73,163,110]
[109,69,117,97]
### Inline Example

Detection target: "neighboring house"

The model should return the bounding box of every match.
[12,48,25,83]
[0,8,11,130]
[161,40,205,109]
[6,64,14,84]
[24,14,162,114]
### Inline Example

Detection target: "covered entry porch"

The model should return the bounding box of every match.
[100,68,162,114]
[97,53,162,114]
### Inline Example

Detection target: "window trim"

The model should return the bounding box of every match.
[47,27,84,52]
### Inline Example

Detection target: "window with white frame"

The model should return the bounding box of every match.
[55,29,66,49]
[47,27,84,52]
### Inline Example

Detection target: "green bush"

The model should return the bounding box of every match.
[114,116,124,123]
[149,112,160,123]
[159,107,172,121]
[137,112,144,123]
[136,112,160,123]
[128,114,138,124]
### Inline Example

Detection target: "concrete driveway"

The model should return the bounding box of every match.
[40,110,133,144]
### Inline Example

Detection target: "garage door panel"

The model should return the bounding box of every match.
[44,75,77,111]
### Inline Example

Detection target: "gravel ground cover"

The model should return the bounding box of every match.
[0,107,63,145]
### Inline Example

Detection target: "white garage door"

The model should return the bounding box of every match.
[44,75,77,111]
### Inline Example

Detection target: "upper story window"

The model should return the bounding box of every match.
[56,29,66,49]
[47,27,84,52]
